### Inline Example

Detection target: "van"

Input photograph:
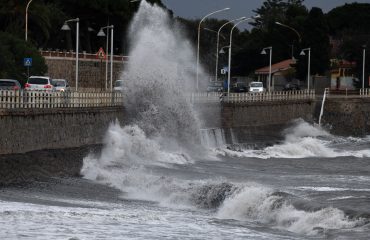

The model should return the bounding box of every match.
[249,82,264,93]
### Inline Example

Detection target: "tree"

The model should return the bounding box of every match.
[297,7,330,79]
[0,32,47,85]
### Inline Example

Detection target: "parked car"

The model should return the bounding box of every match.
[25,76,54,91]
[232,82,248,93]
[114,80,125,92]
[52,79,69,92]
[283,83,300,91]
[249,81,264,93]
[0,79,21,90]
[207,81,223,92]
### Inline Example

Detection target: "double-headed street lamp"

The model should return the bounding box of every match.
[275,22,302,43]
[97,25,114,91]
[61,18,80,91]
[227,17,257,96]
[300,48,311,91]
[261,47,272,92]
[196,7,230,91]
[215,17,245,82]
[275,22,301,60]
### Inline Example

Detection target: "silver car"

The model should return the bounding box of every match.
[52,79,70,92]
[0,79,22,91]
[25,76,54,91]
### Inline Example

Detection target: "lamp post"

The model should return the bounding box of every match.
[227,17,252,97]
[275,22,302,43]
[300,48,311,91]
[261,47,272,92]
[61,18,80,91]
[196,7,230,91]
[25,0,33,41]
[363,45,367,89]
[97,25,114,91]
[215,17,245,82]
[275,22,301,60]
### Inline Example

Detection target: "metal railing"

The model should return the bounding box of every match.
[0,90,123,109]
[190,90,315,103]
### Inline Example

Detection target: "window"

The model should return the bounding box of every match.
[28,78,48,84]
[0,81,15,87]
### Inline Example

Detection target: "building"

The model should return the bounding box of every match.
[330,59,359,90]
[255,59,297,91]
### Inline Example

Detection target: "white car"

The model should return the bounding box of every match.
[25,76,54,91]
[52,79,70,92]
[249,82,264,93]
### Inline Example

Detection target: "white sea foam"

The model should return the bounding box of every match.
[217,185,365,235]
[217,120,370,159]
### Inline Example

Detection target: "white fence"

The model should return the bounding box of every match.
[360,88,370,97]
[190,90,315,103]
[0,90,123,109]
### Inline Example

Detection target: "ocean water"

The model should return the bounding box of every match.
[1,121,370,239]
[1,1,369,239]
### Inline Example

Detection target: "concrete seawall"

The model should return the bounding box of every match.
[1,97,370,185]
[321,98,370,136]
[195,99,315,143]
[0,107,125,155]
[0,107,125,185]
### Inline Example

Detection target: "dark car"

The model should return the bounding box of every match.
[0,79,21,90]
[283,83,300,91]
[232,82,248,93]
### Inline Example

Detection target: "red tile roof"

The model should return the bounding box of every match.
[255,59,295,74]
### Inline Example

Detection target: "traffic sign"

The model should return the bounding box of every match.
[221,66,228,75]
[96,47,107,60]
[24,58,32,67]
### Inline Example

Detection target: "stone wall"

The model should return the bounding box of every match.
[195,100,315,144]
[321,98,370,136]
[45,57,126,89]
[0,107,125,155]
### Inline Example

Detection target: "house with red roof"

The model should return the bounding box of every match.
[255,59,298,91]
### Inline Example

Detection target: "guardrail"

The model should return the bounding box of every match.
[190,90,315,103]
[0,90,123,109]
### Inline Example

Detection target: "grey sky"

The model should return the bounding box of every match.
[161,0,370,29]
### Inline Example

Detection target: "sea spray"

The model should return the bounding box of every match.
[216,185,366,235]
[123,0,205,149]
[217,119,370,159]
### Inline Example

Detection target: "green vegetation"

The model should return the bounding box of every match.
[0,32,46,84]
[0,0,369,83]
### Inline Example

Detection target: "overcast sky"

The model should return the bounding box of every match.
[161,0,370,29]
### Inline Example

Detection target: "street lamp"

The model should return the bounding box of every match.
[61,18,80,91]
[275,22,302,43]
[215,17,245,82]
[227,17,255,96]
[97,25,114,91]
[25,0,33,41]
[362,45,367,89]
[275,21,301,60]
[196,7,230,91]
[261,47,272,92]
[300,48,311,91]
